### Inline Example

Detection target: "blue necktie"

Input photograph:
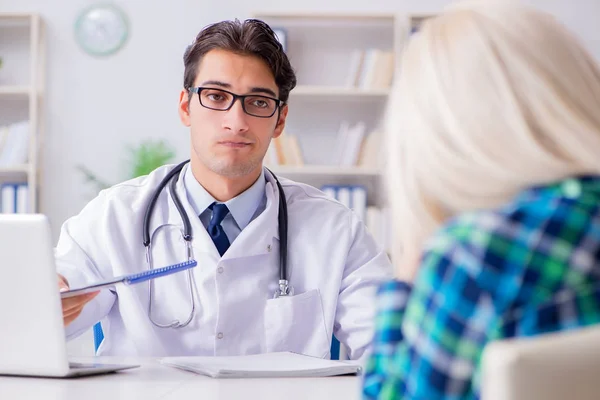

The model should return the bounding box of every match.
[207,202,230,256]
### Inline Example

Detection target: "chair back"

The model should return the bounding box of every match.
[481,325,600,400]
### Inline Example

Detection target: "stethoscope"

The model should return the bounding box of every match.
[142,159,290,329]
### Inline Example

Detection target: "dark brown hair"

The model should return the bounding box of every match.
[183,19,297,103]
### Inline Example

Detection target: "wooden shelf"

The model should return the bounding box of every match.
[0,164,30,173]
[0,13,39,19]
[253,12,396,21]
[267,165,380,177]
[0,86,31,95]
[292,85,389,97]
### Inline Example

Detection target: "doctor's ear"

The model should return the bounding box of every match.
[178,89,191,127]
[273,104,288,139]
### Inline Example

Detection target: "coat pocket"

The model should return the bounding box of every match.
[264,289,330,358]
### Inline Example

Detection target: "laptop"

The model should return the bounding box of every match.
[0,213,139,377]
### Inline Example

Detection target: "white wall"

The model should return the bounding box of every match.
[0,0,599,242]
[1,0,599,356]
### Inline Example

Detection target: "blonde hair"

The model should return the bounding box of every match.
[387,1,600,271]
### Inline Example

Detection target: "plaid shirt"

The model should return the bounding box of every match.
[363,176,600,399]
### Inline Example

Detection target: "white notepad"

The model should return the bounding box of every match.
[160,352,363,379]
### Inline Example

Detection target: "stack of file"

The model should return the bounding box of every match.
[160,352,362,379]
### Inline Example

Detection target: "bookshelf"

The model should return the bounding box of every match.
[248,11,410,300]
[252,11,398,185]
[250,11,438,262]
[0,13,45,213]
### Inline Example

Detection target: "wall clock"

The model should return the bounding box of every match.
[75,4,129,57]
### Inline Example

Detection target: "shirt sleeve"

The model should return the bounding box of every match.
[362,232,500,399]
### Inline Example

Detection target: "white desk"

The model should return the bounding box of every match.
[0,357,362,400]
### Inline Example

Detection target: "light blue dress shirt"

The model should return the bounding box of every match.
[183,166,267,244]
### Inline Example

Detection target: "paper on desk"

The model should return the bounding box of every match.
[160,352,362,379]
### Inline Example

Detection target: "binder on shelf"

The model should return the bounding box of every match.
[321,186,337,200]
[320,184,367,222]
[351,185,367,222]
[16,184,28,213]
[320,184,389,253]
[1,184,15,214]
[337,186,351,209]
[1,182,28,214]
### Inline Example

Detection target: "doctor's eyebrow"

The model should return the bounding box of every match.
[199,80,278,98]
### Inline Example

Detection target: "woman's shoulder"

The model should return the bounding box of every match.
[422,176,600,293]
[431,176,600,251]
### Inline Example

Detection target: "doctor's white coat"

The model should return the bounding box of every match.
[57,164,393,359]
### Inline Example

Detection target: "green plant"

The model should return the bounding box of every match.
[78,139,176,194]
[127,140,175,178]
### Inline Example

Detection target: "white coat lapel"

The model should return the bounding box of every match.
[223,169,281,260]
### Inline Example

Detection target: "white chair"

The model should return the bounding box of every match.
[481,324,600,400]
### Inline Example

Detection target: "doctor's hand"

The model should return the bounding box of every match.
[58,274,100,327]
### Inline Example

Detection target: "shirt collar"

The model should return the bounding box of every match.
[183,165,266,230]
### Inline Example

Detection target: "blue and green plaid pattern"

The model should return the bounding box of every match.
[363,176,600,399]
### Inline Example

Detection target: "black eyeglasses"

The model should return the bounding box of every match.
[189,87,283,118]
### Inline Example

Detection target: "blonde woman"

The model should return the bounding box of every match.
[363,1,600,399]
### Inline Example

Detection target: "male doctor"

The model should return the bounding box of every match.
[57,19,393,359]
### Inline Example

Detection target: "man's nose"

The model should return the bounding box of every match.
[222,98,250,132]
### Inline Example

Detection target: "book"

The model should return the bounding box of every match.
[345,49,365,88]
[340,122,366,166]
[160,351,363,379]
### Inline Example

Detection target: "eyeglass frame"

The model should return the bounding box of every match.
[188,86,285,119]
